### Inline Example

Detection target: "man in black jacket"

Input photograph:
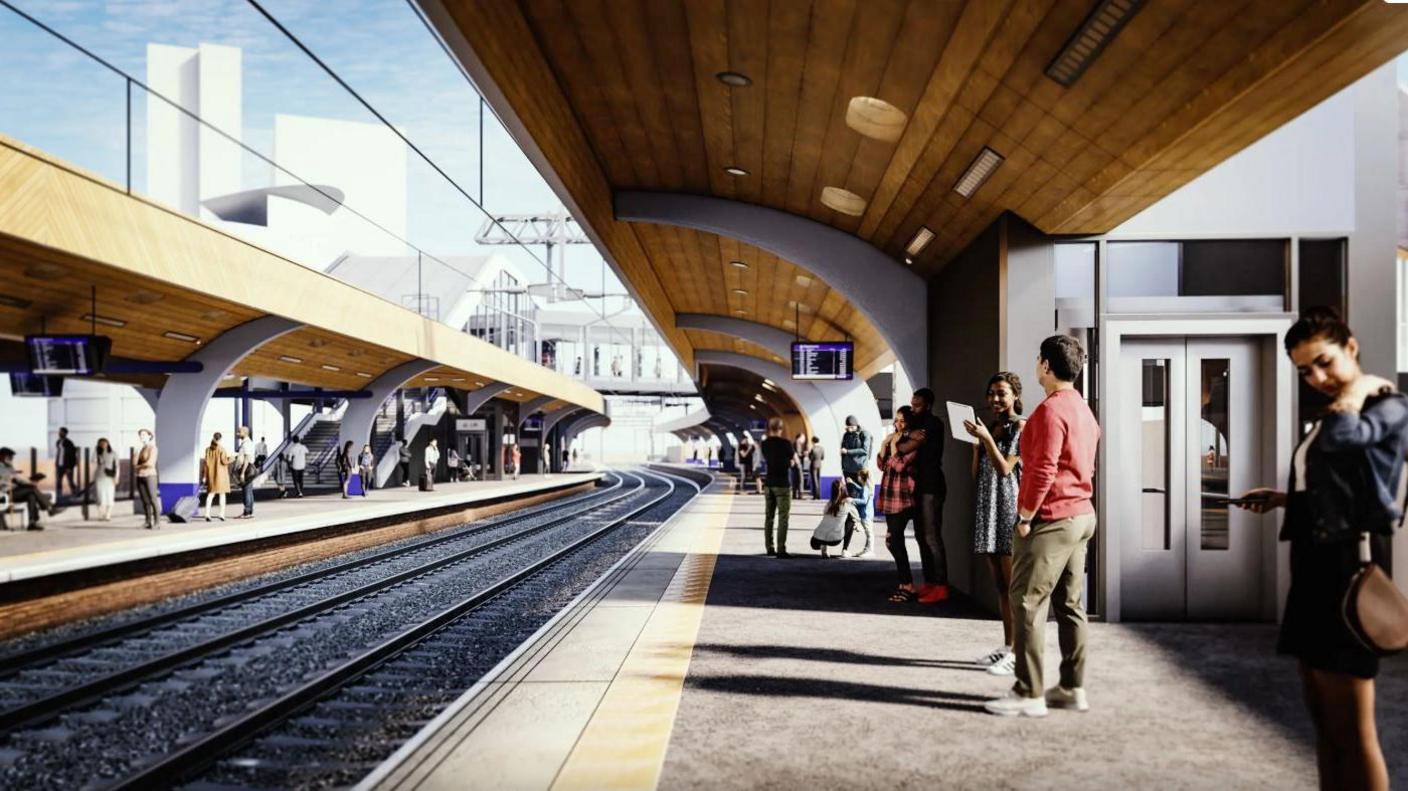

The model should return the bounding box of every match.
[54,427,78,502]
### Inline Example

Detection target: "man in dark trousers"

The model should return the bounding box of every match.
[54,427,78,502]
[839,415,872,483]
[760,418,799,558]
[895,388,949,604]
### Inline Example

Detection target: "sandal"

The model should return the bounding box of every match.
[887,586,916,603]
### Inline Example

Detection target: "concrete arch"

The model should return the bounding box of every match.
[339,359,438,453]
[462,382,511,415]
[616,191,928,386]
[694,350,842,478]
[564,413,609,451]
[155,316,302,511]
[518,395,555,427]
[675,313,883,451]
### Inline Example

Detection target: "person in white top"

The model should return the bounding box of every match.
[93,437,120,521]
[286,436,308,497]
[235,426,257,519]
[810,480,860,559]
[423,438,440,491]
[254,436,269,468]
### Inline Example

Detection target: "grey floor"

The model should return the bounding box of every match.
[659,492,1408,790]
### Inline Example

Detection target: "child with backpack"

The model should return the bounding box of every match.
[843,468,875,558]
[811,479,860,558]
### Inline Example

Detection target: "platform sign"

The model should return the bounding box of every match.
[456,418,487,432]
[25,334,111,375]
[791,341,853,381]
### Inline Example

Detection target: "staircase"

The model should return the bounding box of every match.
[304,419,344,485]
[370,410,398,462]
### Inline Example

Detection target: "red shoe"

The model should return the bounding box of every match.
[917,584,950,604]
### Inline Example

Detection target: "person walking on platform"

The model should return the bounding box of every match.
[54,426,78,502]
[359,444,375,496]
[840,415,871,485]
[894,388,950,604]
[93,437,119,522]
[423,438,440,492]
[234,426,256,519]
[135,428,159,528]
[201,432,233,522]
[336,440,354,499]
[287,435,308,498]
[791,433,807,498]
[1232,308,1400,790]
[737,434,756,492]
[254,436,269,469]
[842,467,874,558]
[397,438,412,486]
[985,335,1100,718]
[511,443,521,481]
[807,437,824,500]
[878,407,921,602]
[1,447,63,530]
[964,372,1026,676]
[761,418,798,558]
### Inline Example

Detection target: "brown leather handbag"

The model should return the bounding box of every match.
[1342,534,1408,656]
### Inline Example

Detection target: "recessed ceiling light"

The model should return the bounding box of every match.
[905,226,935,256]
[734,309,748,316]
[426,376,440,381]
[754,394,765,402]
[783,319,795,328]
[724,166,749,177]
[453,377,465,382]
[905,256,914,265]
[795,275,812,287]
[81,313,126,328]
[845,96,907,142]
[820,186,867,216]
[716,71,751,87]
[24,263,66,280]
[279,355,303,364]
[356,371,372,378]
[0,293,32,309]
[729,260,749,269]
[321,364,341,372]
[308,338,328,348]
[732,288,748,296]
[126,290,164,305]
[787,300,811,312]
[162,330,200,343]
[1046,0,1145,87]
[954,147,1004,199]
[201,308,230,321]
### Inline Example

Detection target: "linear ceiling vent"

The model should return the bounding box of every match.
[1045,0,1145,87]
[953,147,1004,199]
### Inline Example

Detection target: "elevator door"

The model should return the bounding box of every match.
[1119,337,1264,620]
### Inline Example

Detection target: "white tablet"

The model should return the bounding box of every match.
[946,401,978,444]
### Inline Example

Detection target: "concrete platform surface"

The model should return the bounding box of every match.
[0,473,602,583]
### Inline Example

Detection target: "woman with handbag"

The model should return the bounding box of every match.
[93,437,119,522]
[1237,307,1405,791]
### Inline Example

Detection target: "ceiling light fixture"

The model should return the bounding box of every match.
[953,147,1004,199]
[81,313,126,328]
[715,71,751,87]
[905,256,914,265]
[162,330,200,343]
[820,186,867,216]
[452,377,465,382]
[732,288,748,296]
[321,364,341,372]
[24,263,66,280]
[0,293,32,309]
[734,309,748,316]
[845,96,907,142]
[795,275,812,287]
[426,377,440,381]
[905,226,935,257]
[279,355,303,364]
[1046,0,1144,87]
[729,260,749,269]
[724,166,749,177]
[356,372,372,378]
[125,290,164,305]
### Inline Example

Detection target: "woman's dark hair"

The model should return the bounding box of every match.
[1284,306,1353,353]
[895,405,914,427]
[95,437,111,453]
[987,372,1024,416]
[825,478,848,517]
[209,432,222,450]
[1039,335,1086,382]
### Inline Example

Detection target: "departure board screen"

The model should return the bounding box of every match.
[9,373,64,397]
[791,341,854,381]
[26,335,109,375]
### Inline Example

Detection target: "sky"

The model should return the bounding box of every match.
[0,0,628,302]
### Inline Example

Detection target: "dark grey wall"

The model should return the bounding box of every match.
[929,220,1002,599]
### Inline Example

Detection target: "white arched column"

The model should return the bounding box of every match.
[155,316,302,512]
[675,313,883,454]
[340,360,438,451]
[694,350,843,479]
[617,191,928,386]
[517,395,555,428]
[462,382,511,415]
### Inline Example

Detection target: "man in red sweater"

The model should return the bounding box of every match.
[985,335,1100,718]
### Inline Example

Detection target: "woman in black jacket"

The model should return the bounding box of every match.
[336,440,355,499]
[1238,308,1402,791]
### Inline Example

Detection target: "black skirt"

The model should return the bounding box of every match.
[1277,493,1392,679]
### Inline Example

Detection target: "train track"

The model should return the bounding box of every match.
[0,468,703,790]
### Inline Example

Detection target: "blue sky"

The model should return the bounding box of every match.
[0,0,621,296]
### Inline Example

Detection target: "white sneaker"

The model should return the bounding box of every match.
[1045,685,1089,712]
[986,651,1017,676]
[974,646,1009,665]
[983,690,1047,718]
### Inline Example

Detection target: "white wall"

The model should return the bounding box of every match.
[0,379,48,452]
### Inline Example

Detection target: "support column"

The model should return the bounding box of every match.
[540,405,583,473]
[339,359,438,452]
[155,316,301,512]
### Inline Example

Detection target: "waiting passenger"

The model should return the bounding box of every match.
[201,432,233,522]
[511,443,521,480]
[54,426,78,502]
[93,437,119,522]
[878,406,920,602]
[985,335,1099,718]
[447,447,463,481]
[842,467,874,558]
[791,433,807,498]
[234,426,256,519]
[1,446,62,530]
[810,479,857,559]
[760,417,797,558]
[807,437,824,499]
[287,436,308,498]
[839,414,871,484]
[134,428,159,528]
[894,388,950,604]
[423,438,440,491]
[963,372,1026,677]
[254,436,269,469]
[336,440,354,499]
[737,434,756,491]
[1233,308,1400,789]
[397,438,412,486]
[358,444,375,495]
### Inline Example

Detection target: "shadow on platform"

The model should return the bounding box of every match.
[685,674,988,714]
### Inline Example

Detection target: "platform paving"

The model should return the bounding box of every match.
[0,473,602,583]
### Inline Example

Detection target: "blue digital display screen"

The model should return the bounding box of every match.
[26,334,107,375]
[791,341,854,381]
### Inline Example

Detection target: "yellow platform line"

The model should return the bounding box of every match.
[550,490,734,791]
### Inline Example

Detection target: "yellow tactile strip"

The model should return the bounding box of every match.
[550,492,733,791]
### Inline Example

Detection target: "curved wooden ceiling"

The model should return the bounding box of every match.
[434,0,1408,376]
